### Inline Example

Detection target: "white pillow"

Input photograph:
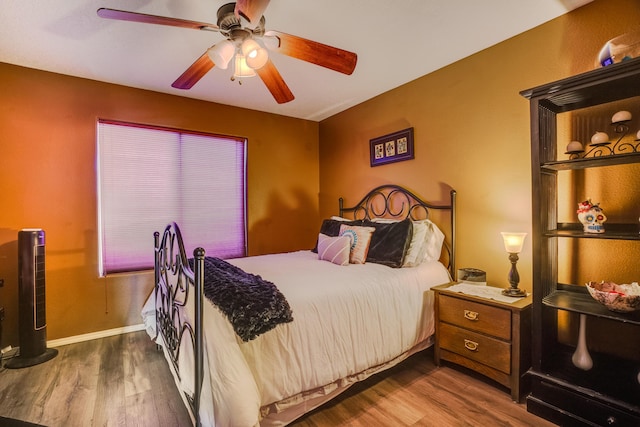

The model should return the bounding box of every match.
[420,219,445,262]
[402,220,428,267]
[370,218,397,223]
[317,233,351,266]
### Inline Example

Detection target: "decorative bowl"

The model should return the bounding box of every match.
[585,281,640,313]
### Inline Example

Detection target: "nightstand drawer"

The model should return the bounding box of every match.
[439,295,511,340]
[439,322,511,374]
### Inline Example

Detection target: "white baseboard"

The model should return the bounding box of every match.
[47,323,146,348]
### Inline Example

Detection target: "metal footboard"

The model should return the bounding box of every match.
[154,222,204,427]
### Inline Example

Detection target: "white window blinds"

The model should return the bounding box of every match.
[97,120,246,276]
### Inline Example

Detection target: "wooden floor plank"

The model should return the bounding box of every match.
[123,332,160,427]
[0,332,554,427]
[93,335,126,427]
[41,340,100,426]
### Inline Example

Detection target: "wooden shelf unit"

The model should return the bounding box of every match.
[522,57,640,426]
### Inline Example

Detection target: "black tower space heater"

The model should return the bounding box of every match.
[6,229,58,369]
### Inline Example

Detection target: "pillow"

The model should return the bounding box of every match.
[370,218,398,223]
[317,233,351,266]
[362,218,413,268]
[418,219,445,263]
[312,218,363,253]
[402,220,429,267]
[369,218,446,267]
[339,224,375,264]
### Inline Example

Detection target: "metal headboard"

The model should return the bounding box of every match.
[339,184,457,277]
[154,222,204,427]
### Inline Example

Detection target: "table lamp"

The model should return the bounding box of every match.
[501,232,527,297]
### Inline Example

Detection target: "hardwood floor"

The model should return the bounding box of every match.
[0,331,553,426]
[292,352,553,427]
[0,331,191,427]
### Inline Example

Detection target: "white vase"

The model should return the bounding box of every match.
[572,314,593,370]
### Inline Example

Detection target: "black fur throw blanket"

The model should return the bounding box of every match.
[189,256,293,342]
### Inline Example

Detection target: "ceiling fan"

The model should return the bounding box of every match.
[97,0,358,104]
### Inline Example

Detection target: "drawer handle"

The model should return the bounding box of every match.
[464,310,479,321]
[464,339,479,352]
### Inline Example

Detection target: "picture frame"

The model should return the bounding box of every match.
[369,127,414,167]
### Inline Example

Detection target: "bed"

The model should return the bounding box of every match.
[143,184,457,426]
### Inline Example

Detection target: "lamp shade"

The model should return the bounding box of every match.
[501,232,527,253]
[207,40,234,69]
[233,54,256,78]
[241,38,268,69]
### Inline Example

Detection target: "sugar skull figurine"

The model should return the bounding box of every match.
[577,200,606,233]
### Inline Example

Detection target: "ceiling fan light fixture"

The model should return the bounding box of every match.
[96,2,356,103]
[207,40,235,69]
[233,53,256,78]
[241,39,268,69]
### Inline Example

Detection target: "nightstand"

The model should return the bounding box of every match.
[433,282,532,402]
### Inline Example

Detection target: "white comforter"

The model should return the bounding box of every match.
[143,250,451,427]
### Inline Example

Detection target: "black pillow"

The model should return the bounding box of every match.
[362,218,413,268]
[312,218,363,253]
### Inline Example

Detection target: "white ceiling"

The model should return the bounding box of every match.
[1,0,592,121]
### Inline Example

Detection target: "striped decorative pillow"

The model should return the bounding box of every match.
[317,233,351,266]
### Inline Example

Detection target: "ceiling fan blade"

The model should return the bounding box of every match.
[97,8,219,31]
[265,30,357,75]
[172,53,215,89]
[234,0,270,25]
[255,59,294,104]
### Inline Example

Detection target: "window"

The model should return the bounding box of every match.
[97,120,246,276]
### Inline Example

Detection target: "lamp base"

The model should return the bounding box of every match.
[502,287,527,297]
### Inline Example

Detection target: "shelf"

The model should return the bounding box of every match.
[542,290,640,325]
[544,223,640,240]
[521,57,640,112]
[532,345,640,413]
[542,152,640,171]
[525,54,640,426]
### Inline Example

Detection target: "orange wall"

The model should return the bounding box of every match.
[318,0,640,292]
[0,64,319,346]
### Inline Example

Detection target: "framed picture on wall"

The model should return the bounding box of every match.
[369,127,414,167]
